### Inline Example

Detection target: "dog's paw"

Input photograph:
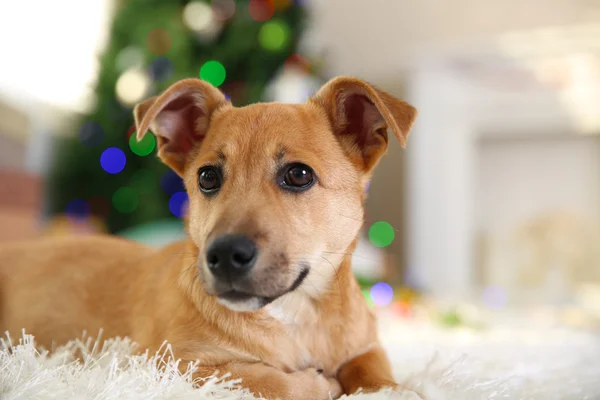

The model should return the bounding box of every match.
[324,375,343,399]
[288,368,342,399]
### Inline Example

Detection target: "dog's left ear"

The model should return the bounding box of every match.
[313,77,417,172]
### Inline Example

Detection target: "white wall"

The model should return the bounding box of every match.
[476,136,600,290]
[307,0,600,84]
[405,69,477,297]
[405,60,600,298]
[476,136,600,235]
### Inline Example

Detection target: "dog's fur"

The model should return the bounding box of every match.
[0,77,417,399]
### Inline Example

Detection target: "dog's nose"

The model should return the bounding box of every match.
[206,234,258,280]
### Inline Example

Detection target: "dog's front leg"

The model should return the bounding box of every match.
[194,362,342,400]
[337,345,423,398]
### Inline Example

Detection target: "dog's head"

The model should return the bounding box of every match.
[134,77,416,312]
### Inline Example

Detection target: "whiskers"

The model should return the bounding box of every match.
[322,250,378,262]
[317,253,344,298]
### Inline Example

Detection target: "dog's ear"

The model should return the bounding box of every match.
[313,77,417,172]
[133,78,228,175]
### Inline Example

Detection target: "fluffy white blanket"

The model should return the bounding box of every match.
[2,311,600,400]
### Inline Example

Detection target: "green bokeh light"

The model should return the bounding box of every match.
[439,310,462,327]
[259,19,290,51]
[200,60,226,87]
[368,221,395,248]
[129,132,156,156]
[362,289,375,309]
[112,187,139,213]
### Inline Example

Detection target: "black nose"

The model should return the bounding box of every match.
[206,234,258,280]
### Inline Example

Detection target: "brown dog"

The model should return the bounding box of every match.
[0,76,417,399]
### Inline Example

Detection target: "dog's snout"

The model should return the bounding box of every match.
[206,235,258,280]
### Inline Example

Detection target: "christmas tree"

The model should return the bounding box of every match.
[46,0,308,234]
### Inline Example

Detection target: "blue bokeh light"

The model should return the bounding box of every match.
[370,282,394,306]
[100,147,126,174]
[161,170,185,195]
[65,198,90,219]
[482,285,507,309]
[169,191,189,218]
[149,56,174,82]
[79,121,104,148]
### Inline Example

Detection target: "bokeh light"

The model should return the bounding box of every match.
[368,221,395,247]
[482,285,508,309]
[439,310,462,327]
[259,19,290,51]
[115,68,151,106]
[45,215,107,237]
[115,46,144,72]
[112,187,139,213]
[265,67,318,103]
[129,132,156,156]
[149,56,174,82]
[361,289,375,309]
[272,0,292,10]
[370,282,394,307]
[248,0,274,22]
[161,170,185,195]
[146,28,172,55]
[212,0,236,21]
[284,53,311,73]
[183,2,214,31]
[65,199,90,219]
[200,60,226,87]
[131,168,156,195]
[169,191,189,218]
[392,301,412,318]
[79,121,104,148]
[184,1,224,43]
[100,147,126,174]
[88,196,111,219]
[126,125,136,140]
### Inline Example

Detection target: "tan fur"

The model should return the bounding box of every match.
[0,77,417,399]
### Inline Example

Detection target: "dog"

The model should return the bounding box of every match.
[0,76,417,399]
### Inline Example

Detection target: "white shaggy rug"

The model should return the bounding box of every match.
[2,310,600,400]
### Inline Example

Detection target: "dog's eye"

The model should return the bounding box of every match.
[198,167,222,194]
[279,163,315,192]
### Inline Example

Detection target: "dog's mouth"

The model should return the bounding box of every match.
[216,267,309,311]
[218,290,257,303]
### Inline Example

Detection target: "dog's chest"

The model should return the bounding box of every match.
[266,304,297,325]
[265,303,340,373]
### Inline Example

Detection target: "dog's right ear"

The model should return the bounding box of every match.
[312,77,417,173]
[133,79,229,176]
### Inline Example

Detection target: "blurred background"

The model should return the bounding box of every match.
[1,0,600,331]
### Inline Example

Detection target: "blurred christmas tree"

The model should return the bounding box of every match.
[47,0,317,234]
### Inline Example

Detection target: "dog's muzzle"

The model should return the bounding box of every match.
[205,234,258,282]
